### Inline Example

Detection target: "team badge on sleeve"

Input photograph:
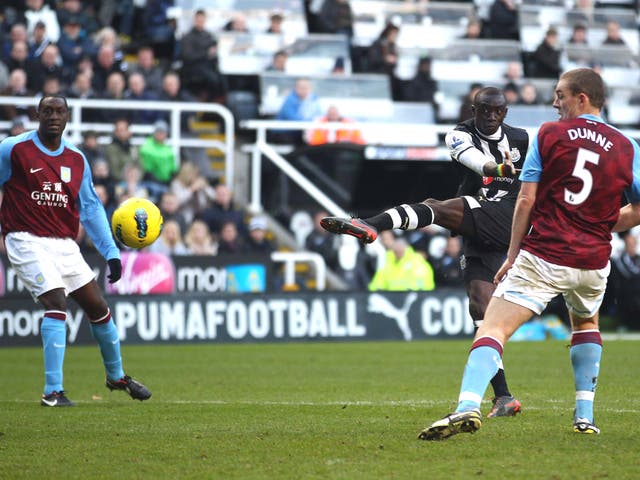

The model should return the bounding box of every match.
[60,166,71,183]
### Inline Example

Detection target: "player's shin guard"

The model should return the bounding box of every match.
[474,320,511,398]
[90,309,125,381]
[570,330,602,423]
[41,312,67,394]
[456,337,503,412]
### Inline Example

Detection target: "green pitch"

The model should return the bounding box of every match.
[1,339,639,479]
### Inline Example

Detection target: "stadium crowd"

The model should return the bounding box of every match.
[0,0,638,329]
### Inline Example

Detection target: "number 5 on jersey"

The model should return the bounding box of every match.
[565,148,599,205]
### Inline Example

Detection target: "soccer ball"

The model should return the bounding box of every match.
[111,197,163,249]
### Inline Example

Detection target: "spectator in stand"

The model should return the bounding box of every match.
[57,15,95,85]
[485,0,519,40]
[266,12,284,34]
[266,50,288,72]
[458,82,483,122]
[316,0,354,38]
[8,116,28,137]
[140,0,177,61]
[104,117,138,181]
[5,39,29,73]
[128,45,164,95]
[157,70,196,131]
[305,209,339,270]
[114,162,150,203]
[569,23,589,45]
[28,20,52,59]
[139,119,177,186]
[217,220,246,255]
[432,236,464,287]
[610,232,640,330]
[93,183,116,225]
[179,9,227,103]
[98,71,127,123]
[38,75,63,98]
[148,219,190,256]
[25,43,62,93]
[602,21,626,46]
[1,23,28,63]
[79,130,106,167]
[184,219,217,255]
[91,159,117,201]
[0,69,36,120]
[504,61,523,86]
[223,13,249,33]
[97,0,135,40]
[503,81,519,105]
[197,183,247,237]
[518,82,540,106]
[92,27,126,62]
[245,216,276,255]
[170,161,216,224]
[369,231,436,291]
[124,72,160,125]
[57,0,99,37]
[158,190,189,234]
[24,0,60,43]
[367,23,399,77]
[404,56,439,104]
[531,27,561,79]
[306,105,364,145]
[274,77,323,144]
[66,70,97,100]
[462,18,483,40]
[91,43,127,94]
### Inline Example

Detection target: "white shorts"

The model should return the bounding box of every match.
[5,232,96,299]
[493,249,610,317]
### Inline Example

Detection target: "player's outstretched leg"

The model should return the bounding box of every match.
[320,217,378,243]
[321,203,435,243]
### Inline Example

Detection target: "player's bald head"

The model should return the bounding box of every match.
[473,87,506,107]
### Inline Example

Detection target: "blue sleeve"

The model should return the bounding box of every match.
[77,156,120,261]
[0,136,18,185]
[624,136,640,203]
[519,133,542,182]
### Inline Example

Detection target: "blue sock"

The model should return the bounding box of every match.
[90,319,124,381]
[41,316,67,395]
[570,333,602,423]
[456,340,503,413]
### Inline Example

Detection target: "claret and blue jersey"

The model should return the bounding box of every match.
[0,130,119,261]
[520,114,640,269]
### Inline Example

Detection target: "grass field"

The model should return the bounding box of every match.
[1,339,639,479]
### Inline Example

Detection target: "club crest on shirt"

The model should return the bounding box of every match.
[509,148,521,163]
[60,166,71,183]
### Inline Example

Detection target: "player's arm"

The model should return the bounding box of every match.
[0,136,18,185]
[445,130,515,177]
[614,203,640,232]
[77,158,120,262]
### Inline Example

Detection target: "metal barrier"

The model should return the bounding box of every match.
[271,251,327,291]
[0,96,236,186]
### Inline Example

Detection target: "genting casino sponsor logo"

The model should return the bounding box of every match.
[105,252,175,295]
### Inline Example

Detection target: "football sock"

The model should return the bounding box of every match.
[456,337,503,412]
[473,322,512,398]
[90,310,125,381]
[363,203,434,231]
[41,312,67,394]
[570,330,602,423]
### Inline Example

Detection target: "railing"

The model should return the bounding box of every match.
[271,251,326,291]
[0,96,236,186]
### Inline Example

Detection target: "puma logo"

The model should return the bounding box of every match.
[367,293,417,341]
